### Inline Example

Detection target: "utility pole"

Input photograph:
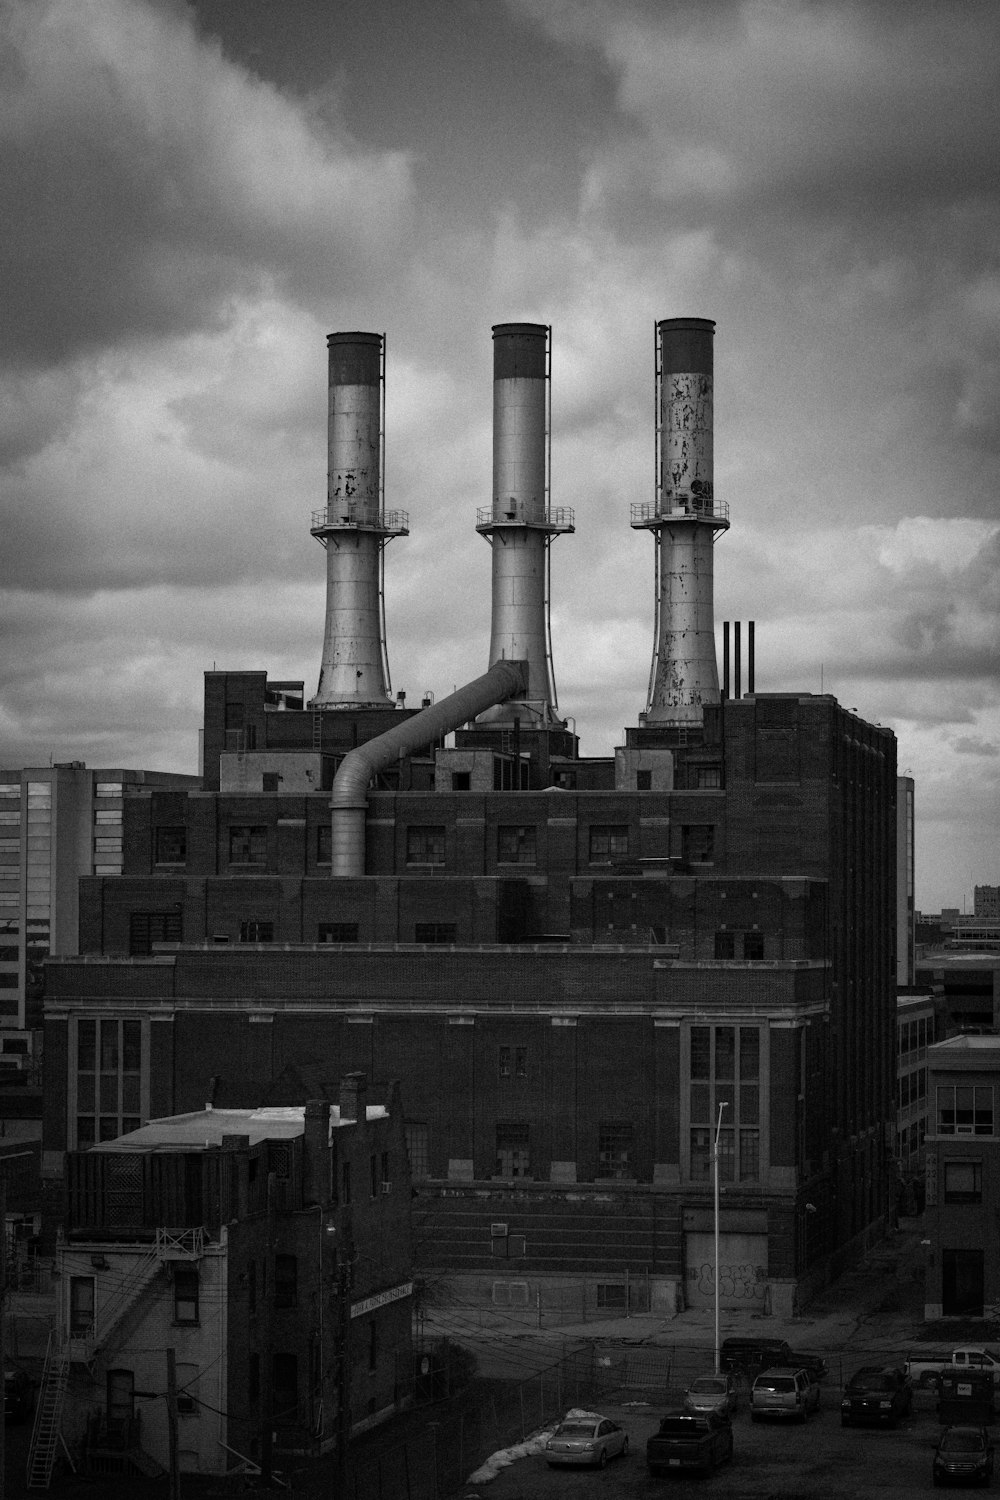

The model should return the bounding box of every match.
[713,1100,728,1375]
[165,1347,180,1500]
[261,1172,277,1486]
[334,1223,354,1498]
[1,1176,7,1500]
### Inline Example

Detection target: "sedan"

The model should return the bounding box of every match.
[684,1373,739,1417]
[544,1412,629,1468]
[933,1425,994,1487]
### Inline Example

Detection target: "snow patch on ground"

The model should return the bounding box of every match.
[465,1407,602,1485]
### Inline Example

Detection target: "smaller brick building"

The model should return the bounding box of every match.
[37,1074,411,1485]
[924,1036,1000,1321]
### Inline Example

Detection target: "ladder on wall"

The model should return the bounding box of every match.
[26,1331,71,1490]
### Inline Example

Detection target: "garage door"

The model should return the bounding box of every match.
[684,1231,768,1309]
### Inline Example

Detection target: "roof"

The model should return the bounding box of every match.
[90,1103,387,1152]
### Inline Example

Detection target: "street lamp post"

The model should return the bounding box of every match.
[713,1100,728,1375]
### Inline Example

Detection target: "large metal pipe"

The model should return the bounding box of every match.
[330,658,529,876]
[476,324,572,726]
[632,318,729,726]
[310,332,408,709]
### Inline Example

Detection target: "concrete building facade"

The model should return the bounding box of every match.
[35,1075,411,1485]
[923,1035,1000,1321]
[42,682,898,1320]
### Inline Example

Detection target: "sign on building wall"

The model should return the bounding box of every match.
[351,1281,413,1319]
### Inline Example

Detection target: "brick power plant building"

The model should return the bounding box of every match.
[43,320,898,1321]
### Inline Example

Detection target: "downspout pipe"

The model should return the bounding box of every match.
[330,658,528,876]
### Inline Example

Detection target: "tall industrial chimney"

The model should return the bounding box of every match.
[631,317,729,725]
[310,332,408,709]
[476,323,573,725]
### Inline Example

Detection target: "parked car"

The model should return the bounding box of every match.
[544,1411,629,1468]
[792,1351,830,1383]
[684,1372,739,1417]
[646,1410,733,1476]
[4,1364,34,1423]
[933,1424,995,1487]
[750,1366,821,1423]
[907,1347,1000,1390]
[720,1336,794,1378]
[841,1365,913,1427]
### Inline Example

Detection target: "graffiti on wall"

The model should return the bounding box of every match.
[688,1262,767,1302]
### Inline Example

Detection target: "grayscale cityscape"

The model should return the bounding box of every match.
[2,3,998,1497]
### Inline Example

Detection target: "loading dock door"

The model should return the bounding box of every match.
[942,1248,984,1317]
[684,1231,768,1309]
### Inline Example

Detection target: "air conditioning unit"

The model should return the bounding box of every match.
[381,1180,392,1195]
[490,1222,508,1237]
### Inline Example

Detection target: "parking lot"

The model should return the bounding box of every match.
[470,1390,958,1499]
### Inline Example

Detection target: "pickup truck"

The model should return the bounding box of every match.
[904,1347,1000,1389]
[646,1410,734,1476]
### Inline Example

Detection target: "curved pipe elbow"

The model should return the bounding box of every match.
[329,658,528,877]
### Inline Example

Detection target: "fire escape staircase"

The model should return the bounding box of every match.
[26,1332,71,1491]
[26,1228,206,1490]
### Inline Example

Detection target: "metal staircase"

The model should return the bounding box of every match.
[26,1332,70,1490]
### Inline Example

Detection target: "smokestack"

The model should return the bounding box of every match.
[476,323,573,725]
[632,318,729,726]
[309,332,408,709]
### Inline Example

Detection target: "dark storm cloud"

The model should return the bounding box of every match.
[0,0,414,370]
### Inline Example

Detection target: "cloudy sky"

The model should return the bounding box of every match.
[2,0,998,911]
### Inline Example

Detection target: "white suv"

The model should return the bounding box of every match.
[751,1366,821,1423]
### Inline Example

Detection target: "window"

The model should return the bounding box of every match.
[239,920,274,943]
[95,782,123,798]
[174,1268,199,1324]
[176,1363,199,1416]
[491,1226,527,1259]
[492,1281,530,1307]
[318,922,358,943]
[405,1122,429,1180]
[742,931,764,960]
[688,1024,761,1182]
[155,827,186,864]
[406,826,445,865]
[272,1354,297,1423]
[274,1255,297,1309]
[697,767,722,788]
[597,1122,634,1179]
[636,770,652,791]
[938,1086,994,1136]
[262,772,280,792]
[944,1160,982,1203]
[94,811,121,826]
[316,825,332,864]
[498,1046,527,1079]
[69,1276,95,1335]
[497,825,537,864]
[496,1121,530,1179]
[589,825,628,861]
[414,923,456,944]
[714,930,735,960]
[75,1017,143,1148]
[129,911,182,955]
[682,824,715,862]
[451,772,471,791]
[596,1283,627,1310]
[229,825,267,865]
